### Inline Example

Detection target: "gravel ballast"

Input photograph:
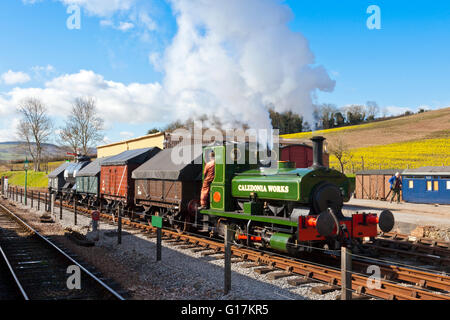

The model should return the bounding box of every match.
[2,197,343,300]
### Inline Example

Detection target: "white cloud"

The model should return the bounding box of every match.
[117,21,134,31]
[102,136,113,145]
[22,0,43,4]
[120,131,135,139]
[59,0,137,17]
[8,0,336,135]
[100,20,113,27]
[148,52,163,71]
[1,70,168,124]
[1,70,31,85]
[0,117,21,142]
[384,106,413,116]
[138,11,157,31]
[31,64,55,74]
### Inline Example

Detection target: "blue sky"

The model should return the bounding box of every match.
[0,0,448,145]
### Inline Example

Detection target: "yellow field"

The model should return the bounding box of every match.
[282,122,372,139]
[329,138,450,173]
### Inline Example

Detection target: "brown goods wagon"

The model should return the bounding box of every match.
[355,170,403,200]
[280,144,329,168]
[132,145,203,220]
[100,147,160,209]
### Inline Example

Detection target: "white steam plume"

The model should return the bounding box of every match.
[161,0,335,130]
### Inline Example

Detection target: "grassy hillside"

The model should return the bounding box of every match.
[1,170,49,188]
[281,107,450,172]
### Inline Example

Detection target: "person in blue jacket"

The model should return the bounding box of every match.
[389,172,402,203]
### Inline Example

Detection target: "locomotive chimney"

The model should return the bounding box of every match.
[311,136,325,168]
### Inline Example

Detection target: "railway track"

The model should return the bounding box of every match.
[5,191,450,300]
[57,200,450,300]
[0,245,27,300]
[10,189,450,267]
[0,203,125,300]
[366,232,450,267]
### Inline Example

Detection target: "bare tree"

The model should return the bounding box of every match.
[365,101,379,121]
[57,122,80,154]
[16,98,53,171]
[62,97,104,155]
[328,137,353,174]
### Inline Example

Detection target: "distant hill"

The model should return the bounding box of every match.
[0,142,96,162]
[281,107,450,172]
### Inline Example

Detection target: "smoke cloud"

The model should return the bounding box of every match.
[161,0,336,130]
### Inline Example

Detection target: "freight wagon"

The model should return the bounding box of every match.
[76,156,112,207]
[355,169,403,201]
[132,145,203,229]
[100,147,160,212]
[280,144,329,168]
[61,156,91,198]
[48,162,71,193]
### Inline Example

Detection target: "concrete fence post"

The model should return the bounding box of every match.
[117,207,122,245]
[224,224,233,295]
[341,246,352,300]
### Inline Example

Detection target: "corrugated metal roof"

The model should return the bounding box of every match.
[77,156,113,177]
[132,145,203,181]
[356,169,404,175]
[101,147,161,166]
[48,162,71,178]
[402,166,450,176]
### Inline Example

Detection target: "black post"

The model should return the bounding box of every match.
[341,246,352,300]
[118,207,122,245]
[156,228,162,261]
[224,224,232,294]
[31,190,33,208]
[74,192,77,225]
[16,187,18,202]
[59,192,63,220]
[45,193,48,212]
[38,192,40,211]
